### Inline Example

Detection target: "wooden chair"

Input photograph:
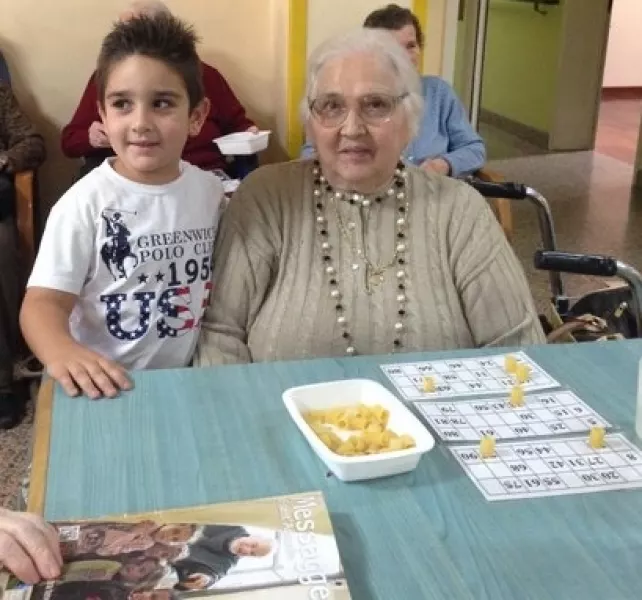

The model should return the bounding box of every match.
[14,170,38,265]
[0,51,39,266]
[476,167,514,244]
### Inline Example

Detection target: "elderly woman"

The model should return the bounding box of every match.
[302,4,486,178]
[194,29,543,366]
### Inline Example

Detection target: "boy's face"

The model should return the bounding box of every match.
[98,54,208,185]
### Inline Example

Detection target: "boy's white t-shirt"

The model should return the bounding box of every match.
[28,159,224,370]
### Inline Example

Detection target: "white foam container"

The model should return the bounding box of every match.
[214,130,270,155]
[283,379,435,482]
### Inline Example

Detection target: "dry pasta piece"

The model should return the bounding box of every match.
[336,442,357,456]
[318,430,342,452]
[303,404,416,456]
[388,437,405,451]
[398,434,416,449]
[366,422,384,434]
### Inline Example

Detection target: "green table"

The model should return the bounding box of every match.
[34,340,642,599]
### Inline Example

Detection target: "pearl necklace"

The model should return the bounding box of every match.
[312,160,410,356]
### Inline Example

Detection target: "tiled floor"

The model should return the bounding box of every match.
[487,151,642,310]
[481,105,642,310]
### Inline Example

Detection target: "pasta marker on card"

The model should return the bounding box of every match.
[422,376,435,393]
[504,354,518,373]
[480,435,496,459]
[588,426,605,449]
[509,385,524,407]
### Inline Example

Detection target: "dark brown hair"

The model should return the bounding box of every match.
[363,4,424,49]
[96,12,204,110]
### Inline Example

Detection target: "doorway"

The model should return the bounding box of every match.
[594,0,642,166]
[448,0,614,161]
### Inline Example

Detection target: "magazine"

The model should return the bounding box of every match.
[0,491,351,600]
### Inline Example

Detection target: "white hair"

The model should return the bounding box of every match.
[123,0,171,17]
[300,28,423,136]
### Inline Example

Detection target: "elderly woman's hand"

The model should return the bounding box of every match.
[0,508,62,583]
[420,158,451,176]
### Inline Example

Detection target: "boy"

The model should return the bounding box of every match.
[20,13,224,400]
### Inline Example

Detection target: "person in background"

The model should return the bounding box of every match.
[300,3,485,178]
[364,3,485,176]
[194,29,543,367]
[0,80,45,428]
[60,0,257,177]
[0,507,62,583]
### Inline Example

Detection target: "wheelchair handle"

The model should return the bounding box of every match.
[534,251,618,277]
[535,250,642,334]
[465,178,528,200]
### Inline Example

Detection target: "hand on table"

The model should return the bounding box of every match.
[46,341,132,400]
[0,508,62,584]
[88,121,110,149]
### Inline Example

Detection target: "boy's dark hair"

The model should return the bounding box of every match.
[96,12,204,110]
[363,4,424,49]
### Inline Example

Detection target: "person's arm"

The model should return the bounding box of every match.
[438,82,486,177]
[20,193,131,398]
[449,183,545,347]
[194,175,276,366]
[203,64,255,135]
[0,84,45,172]
[60,74,103,159]
[0,508,62,584]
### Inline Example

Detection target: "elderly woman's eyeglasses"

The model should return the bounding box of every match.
[309,93,408,127]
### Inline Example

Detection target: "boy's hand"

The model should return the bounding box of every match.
[46,342,132,399]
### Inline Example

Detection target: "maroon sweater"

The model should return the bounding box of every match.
[60,61,255,171]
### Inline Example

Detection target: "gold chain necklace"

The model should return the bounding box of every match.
[331,191,410,294]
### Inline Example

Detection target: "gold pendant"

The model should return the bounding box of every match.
[365,264,385,294]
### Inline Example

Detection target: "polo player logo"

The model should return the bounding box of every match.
[100,209,138,280]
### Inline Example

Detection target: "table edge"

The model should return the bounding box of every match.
[28,379,54,515]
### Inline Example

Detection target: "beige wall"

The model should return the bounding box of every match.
[603,0,642,88]
[424,0,446,76]
[306,0,443,75]
[0,0,288,213]
[306,0,412,58]
[549,0,611,151]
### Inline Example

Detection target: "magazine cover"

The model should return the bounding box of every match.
[0,491,351,600]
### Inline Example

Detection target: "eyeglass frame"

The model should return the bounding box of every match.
[307,91,410,128]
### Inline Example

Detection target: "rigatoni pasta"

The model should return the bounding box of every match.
[303,403,416,456]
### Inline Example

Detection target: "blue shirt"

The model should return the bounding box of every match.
[300,76,486,178]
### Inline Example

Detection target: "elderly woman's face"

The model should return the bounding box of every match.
[308,52,411,193]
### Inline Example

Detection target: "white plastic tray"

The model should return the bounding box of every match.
[214,130,270,155]
[283,379,435,482]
